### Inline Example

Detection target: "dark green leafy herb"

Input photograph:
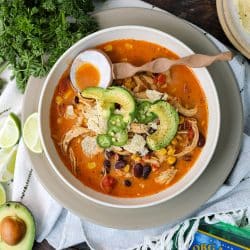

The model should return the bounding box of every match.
[0,58,8,93]
[0,0,98,92]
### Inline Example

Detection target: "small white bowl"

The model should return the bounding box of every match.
[39,26,220,208]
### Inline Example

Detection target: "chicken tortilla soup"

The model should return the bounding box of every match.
[50,39,208,198]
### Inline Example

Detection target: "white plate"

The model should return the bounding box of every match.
[22,7,243,229]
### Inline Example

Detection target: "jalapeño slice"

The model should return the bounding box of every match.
[136,101,157,124]
[97,134,112,148]
[108,114,127,130]
[108,127,128,146]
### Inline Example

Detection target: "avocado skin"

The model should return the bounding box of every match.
[146,101,179,150]
[0,202,36,250]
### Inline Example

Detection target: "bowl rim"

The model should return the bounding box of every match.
[38,25,221,208]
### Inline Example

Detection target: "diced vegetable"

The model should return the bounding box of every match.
[108,114,127,130]
[97,134,112,148]
[154,73,166,84]
[101,175,116,193]
[108,127,128,146]
[135,101,157,124]
[167,156,177,165]
[87,162,96,169]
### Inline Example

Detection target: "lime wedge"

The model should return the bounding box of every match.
[23,113,43,153]
[0,183,6,206]
[0,146,17,182]
[0,113,21,148]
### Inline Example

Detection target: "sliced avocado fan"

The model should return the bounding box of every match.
[146,101,179,150]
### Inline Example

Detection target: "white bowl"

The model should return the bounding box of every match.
[39,26,220,208]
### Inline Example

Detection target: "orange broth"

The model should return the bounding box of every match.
[50,39,208,197]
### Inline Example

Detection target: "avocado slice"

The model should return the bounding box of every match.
[146,101,179,150]
[104,86,135,123]
[0,202,35,250]
[81,86,105,100]
[81,86,136,123]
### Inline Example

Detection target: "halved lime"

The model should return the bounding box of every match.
[0,113,21,148]
[0,146,17,182]
[0,183,6,206]
[23,113,43,153]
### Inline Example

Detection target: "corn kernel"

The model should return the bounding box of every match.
[87,162,96,169]
[131,154,140,161]
[167,156,177,165]
[125,43,133,49]
[171,139,178,145]
[167,147,176,156]
[156,148,167,156]
[124,164,130,173]
[104,44,112,52]
[55,96,63,105]
[179,116,185,124]
[57,117,62,124]
[63,90,73,100]
[134,157,140,162]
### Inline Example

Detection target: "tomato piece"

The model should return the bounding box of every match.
[101,175,117,193]
[158,74,166,84]
[188,128,194,140]
[154,74,166,84]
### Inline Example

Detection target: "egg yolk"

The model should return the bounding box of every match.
[76,63,100,90]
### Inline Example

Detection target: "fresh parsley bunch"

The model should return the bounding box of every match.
[0,0,98,92]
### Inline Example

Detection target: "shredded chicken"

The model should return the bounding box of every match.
[64,105,76,119]
[174,102,197,117]
[133,75,148,92]
[154,167,177,184]
[112,147,131,156]
[142,156,160,167]
[175,119,199,158]
[134,91,148,99]
[130,123,148,134]
[141,75,157,90]
[69,147,77,175]
[62,127,91,152]
[169,97,197,117]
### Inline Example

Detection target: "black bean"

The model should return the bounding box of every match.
[142,164,152,179]
[118,155,126,161]
[103,160,111,173]
[124,179,132,187]
[105,150,114,159]
[148,127,156,134]
[198,132,206,147]
[183,154,192,161]
[74,96,79,104]
[133,163,143,178]
[115,103,121,109]
[115,160,126,169]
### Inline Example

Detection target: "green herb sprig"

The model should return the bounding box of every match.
[0,0,98,92]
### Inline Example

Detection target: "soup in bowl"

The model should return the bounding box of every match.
[39,26,220,208]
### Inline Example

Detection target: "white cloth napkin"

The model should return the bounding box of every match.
[0,1,249,249]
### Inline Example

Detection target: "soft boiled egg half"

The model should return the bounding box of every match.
[70,50,113,91]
